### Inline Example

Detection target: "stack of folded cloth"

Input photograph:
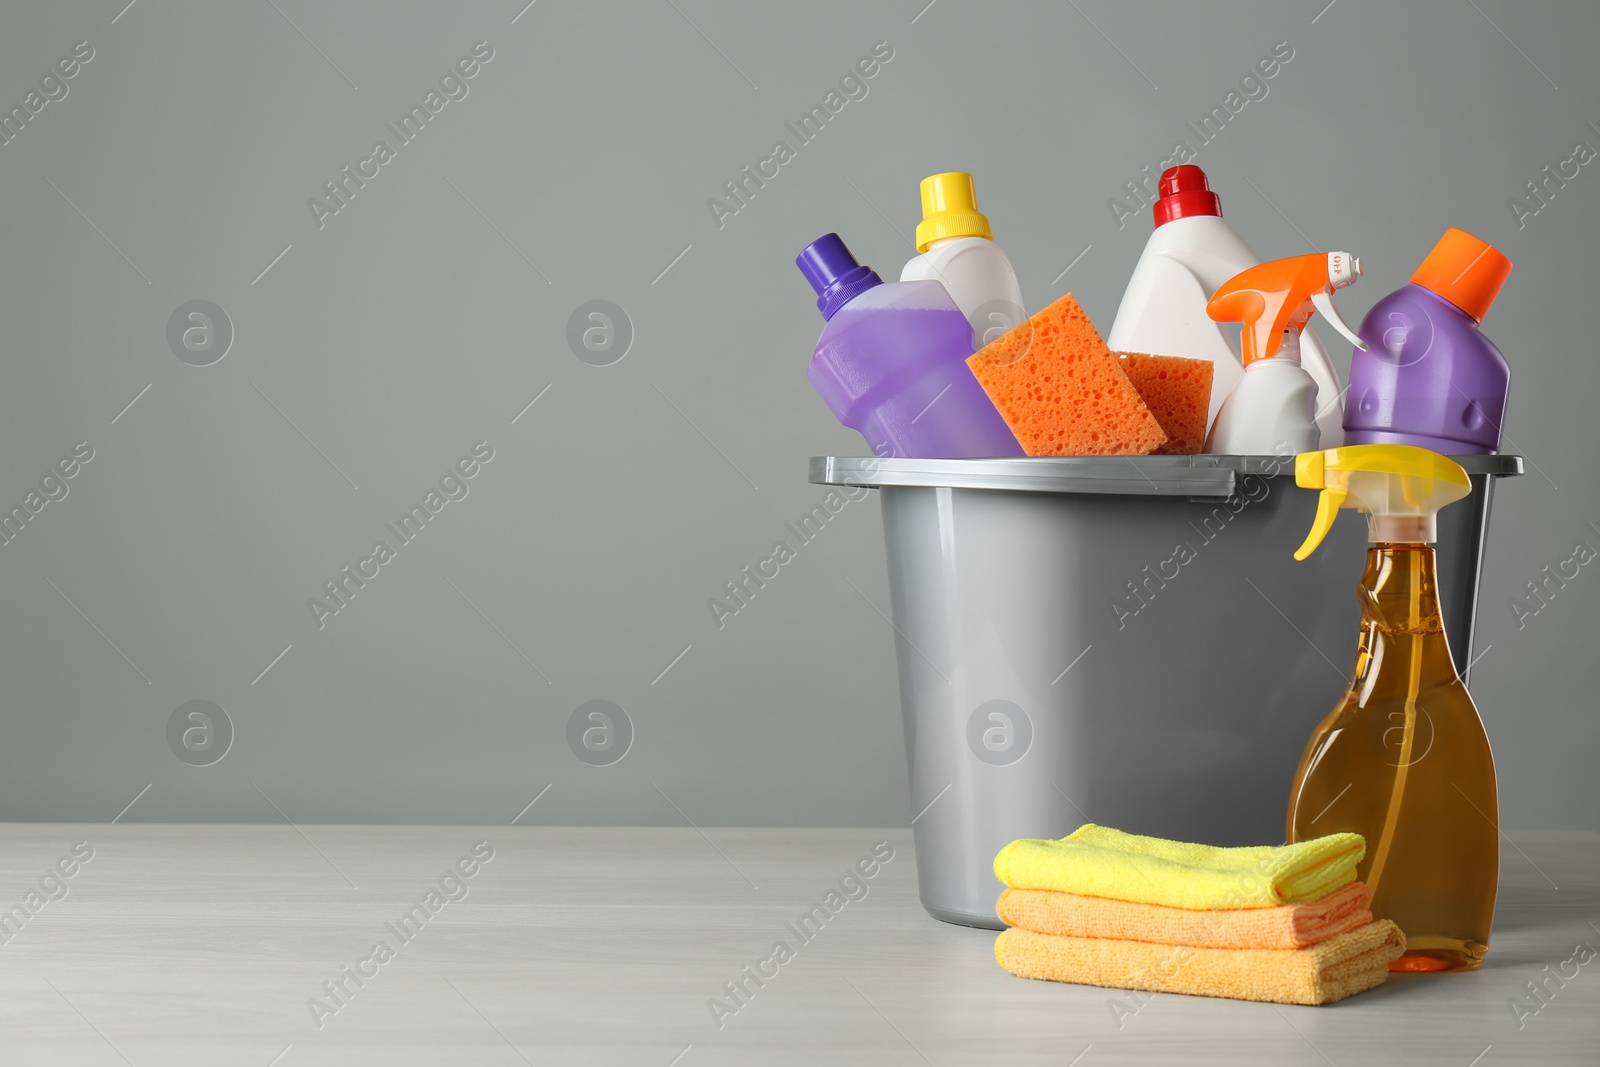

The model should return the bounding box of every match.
[993,824,1406,1005]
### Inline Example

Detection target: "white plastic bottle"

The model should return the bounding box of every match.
[1207,331,1322,454]
[1204,252,1366,455]
[900,172,1025,349]
[1106,165,1344,447]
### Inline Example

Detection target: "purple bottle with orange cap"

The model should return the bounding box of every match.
[1344,229,1513,453]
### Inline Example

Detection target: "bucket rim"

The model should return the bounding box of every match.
[809,453,1523,497]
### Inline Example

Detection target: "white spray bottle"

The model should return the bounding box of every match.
[1106,165,1345,446]
[900,171,1026,349]
[1204,252,1366,454]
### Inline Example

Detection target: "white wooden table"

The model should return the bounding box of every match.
[0,825,1594,1064]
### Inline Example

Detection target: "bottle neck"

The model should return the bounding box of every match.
[1369,515,1434,543]
[1360,544,1445,637]
[924,234,988,252]
[1407,279,1493,327]
[1244,328,1302,368]
[1273,328,1302,365]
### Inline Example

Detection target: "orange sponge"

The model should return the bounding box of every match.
[967,293,1167,456]
[1117,352,1215,455]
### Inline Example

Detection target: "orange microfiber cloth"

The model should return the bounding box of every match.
[1116,352,1214,455]
[996,882,1373,951]
[995,919,1405,1006]
[967,294,1167,456]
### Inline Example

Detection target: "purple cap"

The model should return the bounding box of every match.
[796,233,881,320]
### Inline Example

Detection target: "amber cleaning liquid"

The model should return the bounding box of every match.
[1286,544,1498,971]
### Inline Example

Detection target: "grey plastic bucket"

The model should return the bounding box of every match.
[810,453,1521,929]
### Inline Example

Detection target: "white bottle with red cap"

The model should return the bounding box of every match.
[1106,165,1345,448]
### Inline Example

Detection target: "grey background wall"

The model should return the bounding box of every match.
[0,0,1593,829]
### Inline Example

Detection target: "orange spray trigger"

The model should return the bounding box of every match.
[1208,253,1365,366]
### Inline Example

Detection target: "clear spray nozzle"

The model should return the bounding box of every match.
[1292,445,1472,560]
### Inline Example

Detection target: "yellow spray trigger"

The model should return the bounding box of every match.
[1295,486,1346,560]
[1294,449,1326,490]
[1290,444,1471,560]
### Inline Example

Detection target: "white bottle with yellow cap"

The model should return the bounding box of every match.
[900,172,1025,350]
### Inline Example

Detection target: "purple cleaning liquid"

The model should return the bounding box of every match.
[799,234,1021,459]
[1344,229,1512,454]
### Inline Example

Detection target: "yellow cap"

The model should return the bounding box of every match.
[915,172,992,252]
[1292,445,1471,560]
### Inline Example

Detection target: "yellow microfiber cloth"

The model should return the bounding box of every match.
[993,825,1365,910]
[996,882,1373,950]
[994,920,1405,1006]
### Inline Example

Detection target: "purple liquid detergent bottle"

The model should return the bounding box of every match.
[798,233,1022,459]
[1344,228,1513,454]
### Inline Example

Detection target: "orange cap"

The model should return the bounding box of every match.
[1409,228,1512,323]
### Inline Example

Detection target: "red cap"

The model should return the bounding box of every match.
[1153,165,1222,227]
[1409,228,1512,323]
